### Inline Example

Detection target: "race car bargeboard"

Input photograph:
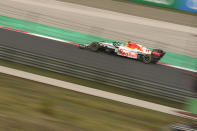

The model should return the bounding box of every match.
[79,41,165,64]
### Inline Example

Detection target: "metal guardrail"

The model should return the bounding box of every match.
[0,45,196,103]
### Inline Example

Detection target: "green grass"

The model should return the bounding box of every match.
[0,59,184,109]
[0,72,196,131]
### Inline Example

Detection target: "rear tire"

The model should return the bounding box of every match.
[89,42,100,52]
[142,54,152,64]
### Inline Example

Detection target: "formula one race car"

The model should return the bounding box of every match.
[79,41,165,64]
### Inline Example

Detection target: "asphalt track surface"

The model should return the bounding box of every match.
[0,28,196,91]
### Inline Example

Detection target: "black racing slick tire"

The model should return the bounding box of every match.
[142,54,152,64]
[89,42,100,52]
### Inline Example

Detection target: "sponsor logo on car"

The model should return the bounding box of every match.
[119,49,138,58]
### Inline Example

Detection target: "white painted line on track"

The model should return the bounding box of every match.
[0,65,196,120]
[157,62,197,73]
[165,65,197,73]
[30,33,66,43]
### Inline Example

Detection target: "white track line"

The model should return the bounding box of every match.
[165,64,197,73]
[30,33,66,43]
[158,62,197,73]
[0,65,196,120]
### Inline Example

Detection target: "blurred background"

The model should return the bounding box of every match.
[0,0,197,130]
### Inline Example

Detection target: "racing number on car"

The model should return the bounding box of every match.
[119,49,137,58]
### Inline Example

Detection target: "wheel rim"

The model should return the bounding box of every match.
[90,43,99,51]
[144,56,149,61]
[143,55,151,63]
[92,44,97,48]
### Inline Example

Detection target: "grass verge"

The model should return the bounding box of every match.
[0,72,196,131]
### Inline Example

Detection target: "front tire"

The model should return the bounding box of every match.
[79,44,86,49]
[142,54,152,64]
[89,42,100,51]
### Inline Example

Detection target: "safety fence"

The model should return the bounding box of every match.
[0,45,196,103]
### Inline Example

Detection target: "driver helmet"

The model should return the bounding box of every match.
[126,41,131,46]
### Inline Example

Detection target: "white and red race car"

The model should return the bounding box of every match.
[79,41,165,64]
